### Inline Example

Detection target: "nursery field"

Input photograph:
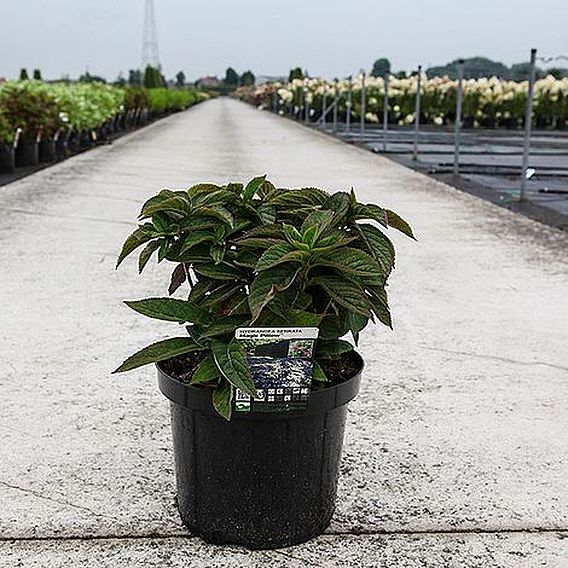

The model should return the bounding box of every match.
[1,98,567,566]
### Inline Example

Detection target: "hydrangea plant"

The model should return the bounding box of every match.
[114,177,414,418]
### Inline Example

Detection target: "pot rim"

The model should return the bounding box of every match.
[157,351,364,418]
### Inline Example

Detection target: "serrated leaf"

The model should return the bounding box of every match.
[255,243,305,271]
[316,339,354,359]
[124,297,210,324]
[285,310,323,326]
[178,231,216,255]
[138,240,161,273]
[194,262,244,280]
[190,354,219,385]
[168,264,187,295]
[212,379,233,420]
[210,243,225,264]
[243,175,266,200]
[283,224,303,244]
[347,312,369,345]
[194,205,234,227]
[140,195,190,218]
[386,209,415,239]
[187,183,223,200]
[314,247,385,285]
[139,189,187,217]
[356,224,395,274]
[211,339,257,398]
[116,224,157,268]
[113,337,203,373]
[352,203,388,227]
[269,187,328,207]
[323,192,351,221]
[309,275,371,317]
[257,203,276,225]
[248,265,300,321]
[368,287,392,329]
[201,315,250,338]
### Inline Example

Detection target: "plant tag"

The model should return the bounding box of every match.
[234,327,319,413]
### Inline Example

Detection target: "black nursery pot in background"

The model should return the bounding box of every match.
[15,138,39,167]
[157,353,363,550]
[0,144,15,173]
[39,139,56,163]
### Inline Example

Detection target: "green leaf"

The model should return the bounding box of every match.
[194,262,244,280]
[212,379,233,420]
[386,209,415,239]
[140,195,190,218]
[323,192,351,221]
[352,203,388,227]
[248,265,300,321]
[283,224,303,244]
[190,354,219,385]
[211,339,257,398]
[201,315,251,338]
[309,275,371,317]
[314,247,385,285]
[194,205,234,227]
[187,183,223,200]
[257,203,276,225]
[347,312,369,345]
[139,189,187,217]
[210,243,225,264]
[124,298,211,324]
[256,243,305,272]
[243,175,266,200]
[319,313,350,340]
[116,224,157,268]
[368,287,392,329]
[178,231,216,255]
[269,187,328,207]
[316,339,354,359]
[312,361,327,382]
[356,224,395,274]
[138,240,161,273]
[285,310,323,326]
[113,337,203,373]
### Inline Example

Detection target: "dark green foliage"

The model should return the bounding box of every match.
[175,71,186,87]
[19,68,29,81]
[224,67,239,87]
[288,67,304,81]
[32,69,42,81]
[240,70,256,86]
[143,65,163,88]
[426,57,509,79]
[371,58,391,78]
[128,69,142,86]
[115,178,414,419]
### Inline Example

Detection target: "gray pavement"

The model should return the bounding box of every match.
[1,98,567,566]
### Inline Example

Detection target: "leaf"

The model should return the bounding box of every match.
[368,287,392,329]
[124,298,210,324]
[319,313,350,340]
[269,187,328,207]
[257,203,276,225]
[283,224,303,244]
[178,231,216,255]
[194,262,244,281]
[316,339,354,359]
[248,265,300,321]
[140,195,190,218]
[309,275,371,317]
[138,240,161,273]
[386,209,416,239]
[187,183,223,200]
[168,264,187,295]
[312,361,327,382]
[201,315,251,338]
[194,205,234,227]
[212,378,233,420]
[347,312,369,345]
[255,243,305,272]
[356,224,395,274]
[116,224,157,268]
[243,174,266,200]
[285,310,323,326]
[190,354,219,385]
[323,192,351,221]
[211,339,257,398]
[210,243,225,264]
[139,189,187,217]
[113,337,204,373]
[314,247,385,285]
[352,203,388,227]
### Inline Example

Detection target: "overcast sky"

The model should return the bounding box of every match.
[0,0,566,81]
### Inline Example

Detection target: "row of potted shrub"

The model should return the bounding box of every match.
[0,81,208,174]
[235,74,568,129]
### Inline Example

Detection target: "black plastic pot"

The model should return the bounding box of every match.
[157,353,363,549]
[0,144,16,173]
[39,139,56,163]
[15,138,39,167]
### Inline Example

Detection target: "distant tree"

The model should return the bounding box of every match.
[371,58,391,78]
[426,57,509,79]
[240,70,255,86]
[32,69,42,81]
[19,68,29,81]
[394,71,407,79]
[175,71,186,87]
[79,71,107,83]
[509,62,544,81]
[128,69,142,86]
[288,67,304,81]
[143,65,163,88]
[547,67,568,79]
[115,72,126,87]
[224,67,239,87]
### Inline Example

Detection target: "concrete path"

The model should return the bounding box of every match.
[1,98,567,567]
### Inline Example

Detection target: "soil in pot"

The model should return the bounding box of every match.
[158,349,363,549]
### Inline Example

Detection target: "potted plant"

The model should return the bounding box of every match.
[0,108,16,173]
[114,177,414,549]
[0,83,60,167]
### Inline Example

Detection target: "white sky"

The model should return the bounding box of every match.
[0,0,566,81]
